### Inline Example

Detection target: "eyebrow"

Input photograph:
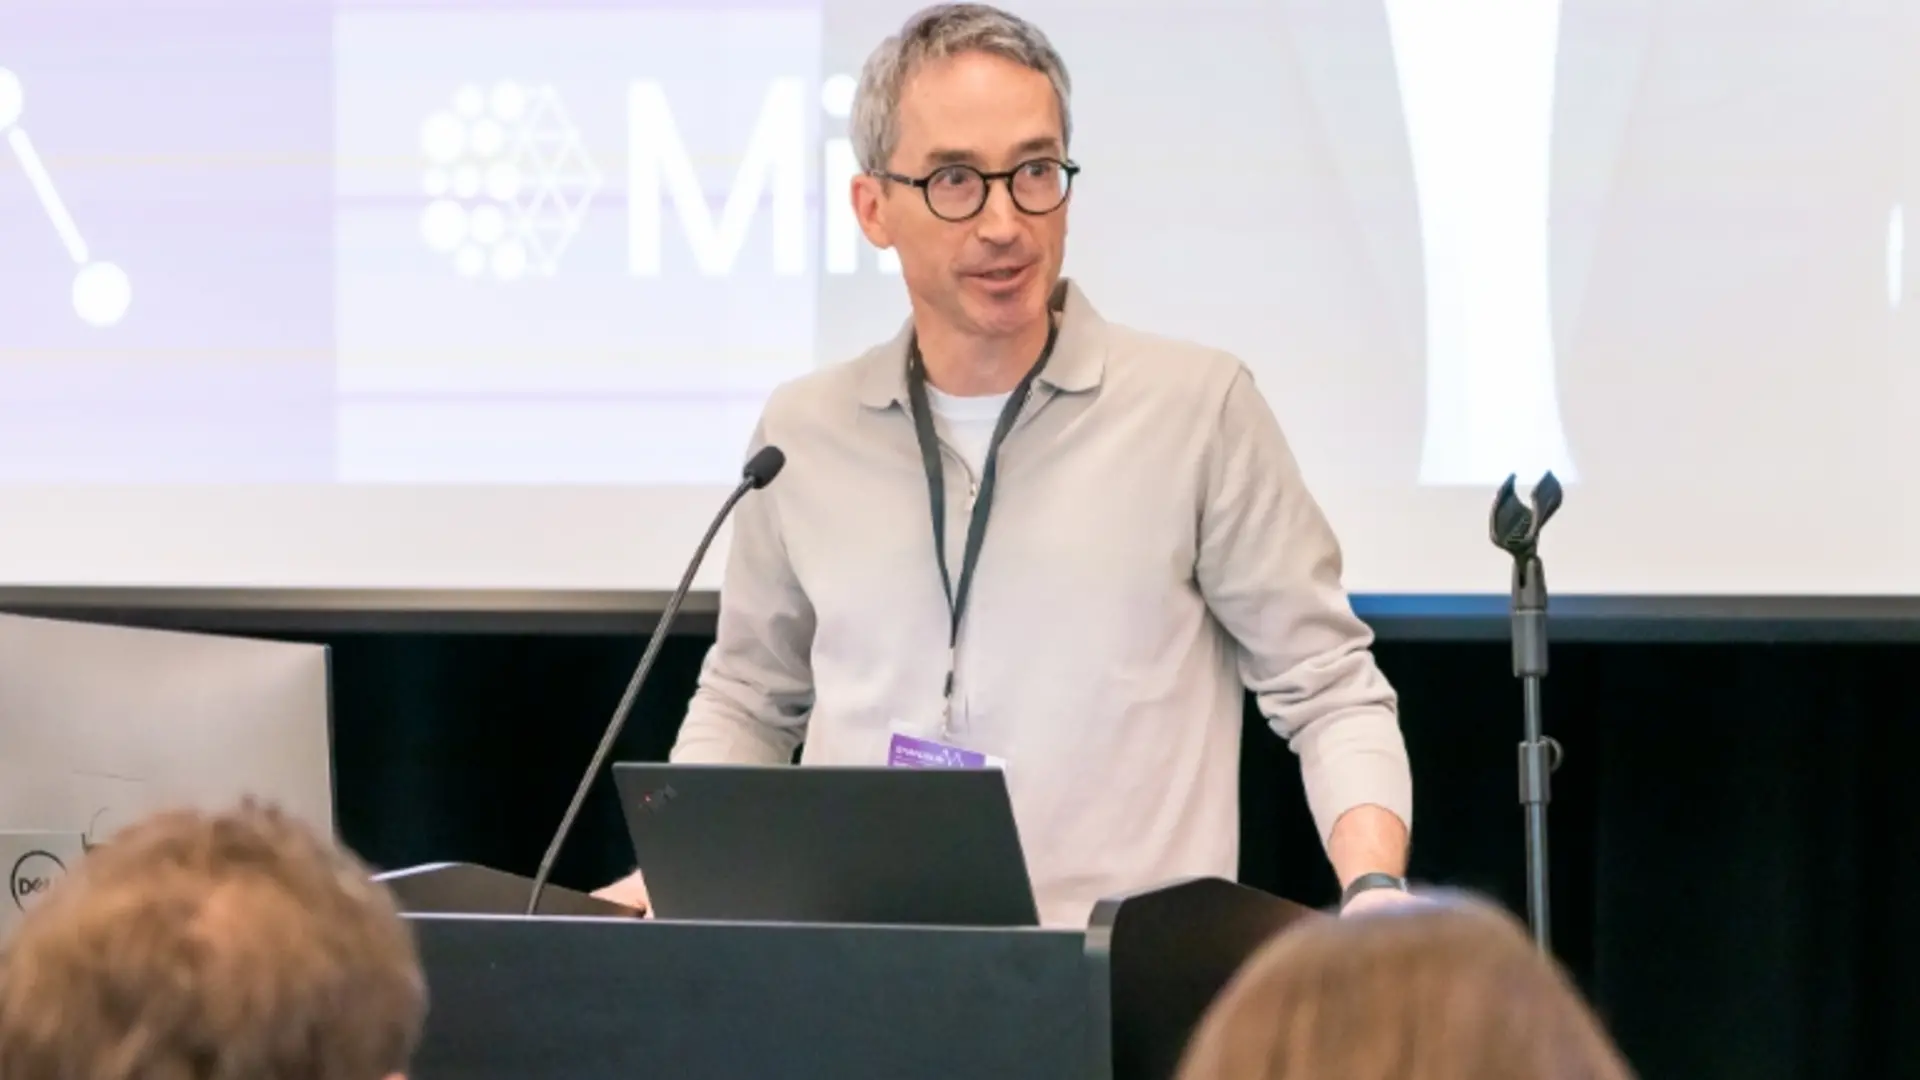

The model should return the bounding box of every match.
[921,136,1064,168]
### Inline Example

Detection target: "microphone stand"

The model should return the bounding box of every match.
[1489,471,1563,952]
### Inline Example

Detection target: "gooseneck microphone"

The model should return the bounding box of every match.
[524,445,787,916]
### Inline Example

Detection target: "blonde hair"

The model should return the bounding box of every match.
[1177,893,1635,1080]
[0,800,425,1080]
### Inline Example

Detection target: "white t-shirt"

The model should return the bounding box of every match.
[924,385,1012,477]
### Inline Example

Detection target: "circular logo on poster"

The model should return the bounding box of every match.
[10,851,68,911]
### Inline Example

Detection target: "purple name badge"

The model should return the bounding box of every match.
[887,732,998,770]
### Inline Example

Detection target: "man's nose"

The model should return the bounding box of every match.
[972,179,1022,244]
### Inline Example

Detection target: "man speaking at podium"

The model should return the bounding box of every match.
[600,3,1415,928]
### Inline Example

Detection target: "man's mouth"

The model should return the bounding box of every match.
[973,264,1030,283]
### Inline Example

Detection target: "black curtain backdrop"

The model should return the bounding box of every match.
[307,626,1920,1080]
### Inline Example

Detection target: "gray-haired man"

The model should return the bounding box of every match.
[599,2,1415,928]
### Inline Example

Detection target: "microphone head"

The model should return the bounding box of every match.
[742,445,786,489]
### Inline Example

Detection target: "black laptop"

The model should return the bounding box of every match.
[609,763,1040,927]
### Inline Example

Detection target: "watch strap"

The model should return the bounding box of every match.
[1341,871,1409,907]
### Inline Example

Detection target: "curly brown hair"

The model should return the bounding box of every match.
[0,800,425,1080]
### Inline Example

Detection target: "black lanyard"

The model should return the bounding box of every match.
[904,320,1060,706]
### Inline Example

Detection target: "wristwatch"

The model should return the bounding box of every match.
[1340,871,1409,908]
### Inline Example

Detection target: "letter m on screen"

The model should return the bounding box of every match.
[628,79,806,277]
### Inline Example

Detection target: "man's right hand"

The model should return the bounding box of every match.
[592,869,652,916]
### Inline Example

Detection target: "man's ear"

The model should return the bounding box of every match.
[851,173,894,252]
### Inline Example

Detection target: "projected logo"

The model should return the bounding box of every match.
[409,71,894,284]
[627,71,898,279]
[332,6,852,484]
[0,66,130,327]
[418,81,602,280]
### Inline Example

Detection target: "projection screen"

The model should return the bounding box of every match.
[0,0,1914,603]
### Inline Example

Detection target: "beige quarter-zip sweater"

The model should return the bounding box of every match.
[671,279,1413,928]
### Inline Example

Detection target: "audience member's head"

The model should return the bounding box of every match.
[0,800,426,1080]
[1177,891,1635,1080]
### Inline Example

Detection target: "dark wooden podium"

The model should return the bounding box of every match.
[378,863,1319,1080]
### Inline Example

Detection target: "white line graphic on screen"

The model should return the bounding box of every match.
[1889,203,1903,310]
[0,67,130,327]
[420,81,602,280]
[1385,2,1577,485]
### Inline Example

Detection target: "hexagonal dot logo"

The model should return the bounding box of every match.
[418,81,602,281]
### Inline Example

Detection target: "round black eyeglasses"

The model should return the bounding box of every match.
[875,157,1080,222]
